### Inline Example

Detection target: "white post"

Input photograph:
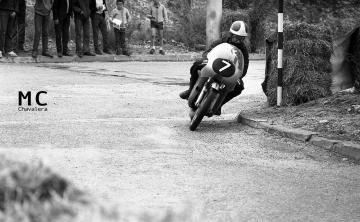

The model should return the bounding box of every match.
[206,0,222,48]
[277,0,284,106]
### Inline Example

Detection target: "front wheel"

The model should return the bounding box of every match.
[189,88,218,131]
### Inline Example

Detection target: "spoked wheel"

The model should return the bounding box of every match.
[189,88,218,131]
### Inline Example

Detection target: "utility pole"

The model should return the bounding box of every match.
[206,0,222,48]
[277,0,284,106]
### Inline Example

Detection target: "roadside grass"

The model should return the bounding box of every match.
[241,92,360,143]
[265,22,333,106]
[0,155,208,222]
[0,155,91,222]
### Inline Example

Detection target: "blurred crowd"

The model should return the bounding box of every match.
[0,0,168,58]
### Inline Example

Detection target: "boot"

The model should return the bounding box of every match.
[179,89,191,100]
[84,51,96,56]
[32,51,38,58]
[42,52,53,58]
[179,76,196,100]
[103,48,111,54]
[95,48,103,55]
[122,49,131,56]
[63,48,72,56]
[63,51,72,56]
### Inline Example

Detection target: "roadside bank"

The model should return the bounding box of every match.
[238,92,360,161]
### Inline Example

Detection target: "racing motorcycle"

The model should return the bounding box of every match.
[188,43,246,131]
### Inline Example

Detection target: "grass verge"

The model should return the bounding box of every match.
[0,155,208,222]
[240,92,360,144]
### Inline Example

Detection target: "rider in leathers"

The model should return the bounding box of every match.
[179,21,249,115]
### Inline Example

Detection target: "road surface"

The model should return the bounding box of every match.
[0,61,359,221]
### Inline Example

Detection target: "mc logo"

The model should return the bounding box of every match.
[18,91,48,112]
[19,91,47,106]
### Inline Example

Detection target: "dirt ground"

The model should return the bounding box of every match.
[241,92,360,143]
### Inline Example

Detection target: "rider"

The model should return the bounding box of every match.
[179,21,249,114]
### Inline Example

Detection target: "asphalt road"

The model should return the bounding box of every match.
[0,61,359,221]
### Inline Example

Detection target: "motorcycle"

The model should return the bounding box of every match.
[188,43,246,131]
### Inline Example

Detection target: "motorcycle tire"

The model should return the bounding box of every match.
[189,88,218,131]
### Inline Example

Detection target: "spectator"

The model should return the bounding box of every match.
[148,0,168,55]
[90,0,111,55]
[73,0,95,57]
[53,0,73,57]
[17,0,26,52]
[110,0,131,56]
[0,0,19,58]
[32,0,54,58]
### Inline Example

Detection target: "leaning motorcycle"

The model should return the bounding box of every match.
[188,43,246,131]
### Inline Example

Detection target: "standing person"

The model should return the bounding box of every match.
[110,0,131,56]
[17,0,26,52]
[90,0,110,55]
[148,0,168,55]
[73,0,95,57]
[53,0,73,57]
[32,0,54,58]
[0,0,19,58]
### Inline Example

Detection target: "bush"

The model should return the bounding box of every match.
[323,16,360,39]
[264,22,333,106]
[0,156,91,222]
[128,19,152,43]
[248,0,276,52]
[221,9,250,33]
[167,7,206,48]
[0,156,222,222]
[349,28,360,92]
[223,0,250,10]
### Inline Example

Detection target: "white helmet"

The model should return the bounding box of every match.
[229,21,248,37]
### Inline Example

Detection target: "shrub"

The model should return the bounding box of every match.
[0,156,91,222]
[264,22,333,106]
[0,156,222,222]
[223,0,250,10]
[221,9,250,32]
[167,7,206,48]
[349,28,360,92]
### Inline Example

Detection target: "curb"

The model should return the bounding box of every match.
[237,114,360,162]
[0,54,199,63]
[0,54,265,64]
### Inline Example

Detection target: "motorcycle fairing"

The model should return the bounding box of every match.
[205,43,245,78]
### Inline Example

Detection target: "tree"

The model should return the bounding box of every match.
[206,0,223,47]
[249,0,276,51]
[224,0,250,9]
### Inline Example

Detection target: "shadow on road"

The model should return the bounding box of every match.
[37,64,188,86]
[184,119,245,133]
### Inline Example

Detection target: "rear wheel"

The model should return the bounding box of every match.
[189,88,218,131]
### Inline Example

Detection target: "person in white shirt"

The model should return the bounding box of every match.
[110,0,131,56]
[148,0,168,55]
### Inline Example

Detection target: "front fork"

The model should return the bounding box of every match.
[195,79,225,114]
[195,79,216,107]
